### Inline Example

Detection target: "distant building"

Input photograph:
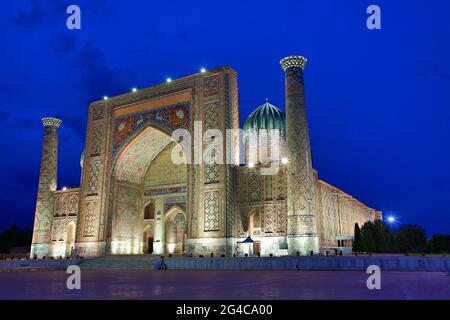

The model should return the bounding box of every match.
[31,56,381,258]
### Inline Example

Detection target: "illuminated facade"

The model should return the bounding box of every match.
[31,56,381,258]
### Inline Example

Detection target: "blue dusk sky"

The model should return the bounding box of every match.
[0,0,449,235]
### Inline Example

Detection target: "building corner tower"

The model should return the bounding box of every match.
[280,56,319,255]
[30,117,62,258]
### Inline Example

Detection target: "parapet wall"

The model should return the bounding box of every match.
[2,256,449,272]
[164,256,450,272]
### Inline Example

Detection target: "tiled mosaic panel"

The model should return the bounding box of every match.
[112,184,141,242]
[248,173,261,202]
[204,147,219,184]
[113,103,189,151]
[33,127,58,243]
[87,160,100,195]
[264,206,275,233]
[83,201,96,237]
[203,77,219,97]
[204,102,219,130]
[204,191,220,231]
[92,104,105,120]
[285,67,317,236]
[277,204,286,233]
[91,125,102,156]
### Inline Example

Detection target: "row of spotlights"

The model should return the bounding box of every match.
[103,68,207,100]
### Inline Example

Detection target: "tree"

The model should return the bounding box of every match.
[353,223,365,253]
[0,224,32,253]
[362,221,376,253]
[372,220,391,252]
[429,234,450,253]
[394,224,427,253]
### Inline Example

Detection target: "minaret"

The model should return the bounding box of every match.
[31,117,62,258]
[280,56,319,255]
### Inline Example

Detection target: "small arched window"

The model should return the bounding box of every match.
[253,211,261,228]
[144,202,155,220]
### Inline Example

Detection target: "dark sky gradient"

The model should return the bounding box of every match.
[1,0,449,235]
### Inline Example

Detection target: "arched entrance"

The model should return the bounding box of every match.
[144,202,155,219]
[247,210,261,237]
[247,210,261,255]
[109,125,187,255]
[143,224,153,254]
[65,222,75,257]
[164,207,186,254]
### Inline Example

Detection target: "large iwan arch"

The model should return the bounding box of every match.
[109,125,187,255]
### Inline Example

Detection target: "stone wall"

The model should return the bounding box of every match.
[162,256,450,272]
[315,180,378,250]
[49,188,79,258]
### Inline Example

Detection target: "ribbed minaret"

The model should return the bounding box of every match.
[280,56,319,255]
[30,117,62,258]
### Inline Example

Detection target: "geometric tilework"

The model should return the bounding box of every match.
[87,160,100,195]
[204,147,219,184]
[83,201,96,237]
[264,206,274,233]
[91,125,102,156]
[204,191,219,231]
[92,105,105,120]
[113,103,188,151]
[32,125,59,245]
[277,204,286,233]
[203,77,219,97]
[284,65,318,238]
[264,175,273,200]
[248,173,261,203]
[204,102,219,130]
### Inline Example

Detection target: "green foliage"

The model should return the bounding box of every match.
[372,219,393,252]
[354,220,430,254]
[428,234,450,253]
[0,224,32,254]
[361,221,376,253]
[352,223,365,253]
[356,220,394,253]
[394,224,427,253]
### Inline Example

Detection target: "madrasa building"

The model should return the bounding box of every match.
[30,55,382,258]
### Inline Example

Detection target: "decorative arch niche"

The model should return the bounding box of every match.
[109,125,181,254]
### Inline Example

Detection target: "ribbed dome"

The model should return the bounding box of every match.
[243,99,285,131]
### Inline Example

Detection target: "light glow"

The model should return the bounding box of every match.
[387,216,395,223]
[281,157,289,164]
[166,77,172,83]
[200,68,206,73]
[248,162,255,168]
[103,96,108,100]
[132,87,137,92]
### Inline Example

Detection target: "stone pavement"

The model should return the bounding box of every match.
[0,269,448,300]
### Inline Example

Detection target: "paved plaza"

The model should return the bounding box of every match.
[0,270,448,300]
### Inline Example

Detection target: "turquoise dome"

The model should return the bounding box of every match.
[243,99,286,131]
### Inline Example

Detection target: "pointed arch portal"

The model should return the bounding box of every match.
[109,125,187,255]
